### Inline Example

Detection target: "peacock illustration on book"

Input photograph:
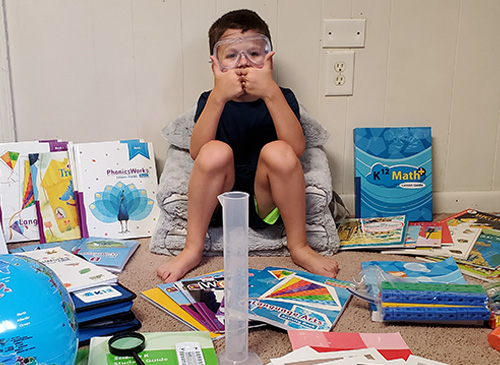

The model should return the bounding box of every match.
[72,140,160,239]
[89,182,155,234]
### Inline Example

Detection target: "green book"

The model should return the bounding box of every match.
[88,331,218,364]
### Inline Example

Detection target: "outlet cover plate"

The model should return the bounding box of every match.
[323,19,366,48]
[325,50,354,96]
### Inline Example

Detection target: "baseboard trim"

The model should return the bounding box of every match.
[339,191,500,216]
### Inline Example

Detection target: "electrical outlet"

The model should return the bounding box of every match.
[325,50,354,96]
[335,74,346,86]
[334,61,346,73]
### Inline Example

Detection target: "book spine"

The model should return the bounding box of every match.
[180,304,215,332]
[194,302,225,332]
[76,191,89,238]
[34,200,46,244]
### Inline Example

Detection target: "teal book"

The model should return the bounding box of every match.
[72,237,139,273]
[354,127,432,221]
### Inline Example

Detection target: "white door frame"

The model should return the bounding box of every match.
[0,0,16,142]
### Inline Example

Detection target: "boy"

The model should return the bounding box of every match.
[157,9,339,283]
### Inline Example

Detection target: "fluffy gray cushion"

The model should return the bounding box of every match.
[150,102,340,256]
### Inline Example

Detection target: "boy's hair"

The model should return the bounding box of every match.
[208,9,272,54]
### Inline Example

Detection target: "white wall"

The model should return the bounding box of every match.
[1,0,499,213]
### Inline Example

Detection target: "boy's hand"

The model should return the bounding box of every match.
[210,56,245,103]
[239,52,278,100]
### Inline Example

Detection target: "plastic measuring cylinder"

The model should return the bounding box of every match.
[217,192,261,365]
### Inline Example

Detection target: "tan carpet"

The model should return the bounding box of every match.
[115,238,499,365]
[9,214,500,364]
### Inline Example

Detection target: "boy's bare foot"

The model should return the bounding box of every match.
[157,246,203,283]
[288,244,339,278]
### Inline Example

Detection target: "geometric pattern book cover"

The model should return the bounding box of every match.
[72,140,159,239]
[354,127,432,221]
[248,267,352,331]
[0,140,64,243]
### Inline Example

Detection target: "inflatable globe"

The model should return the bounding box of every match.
[0,254,78,365]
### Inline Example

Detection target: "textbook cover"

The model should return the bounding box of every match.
[354,127,432,221]
[10,237,139,273]
[442,209,500,269]
[71,283,136,313]
[170,271,225,333]
[337,215,407,250]
[0,140,66,243]
[175,274,226,333]
[71,237,139,273]
[248,267,352,331]
[29,150,81,243]
[139,287,222,339]
[88,331,217,364]
[15,247,117,292]
[71,140,159,239]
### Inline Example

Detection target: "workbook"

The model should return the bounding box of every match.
[0,140,66,243]
[139,287,222,339]
[88,331,218,364]
[174,273,226,333]
[446,210,500,265]
[10,237,139,273]
[29,149,81,243]
[15,247,117,292]
[248,267,353,331]
[71,140,159,239]
[337,215,407,250]
[354,127,432,221]
[71,237,139,273]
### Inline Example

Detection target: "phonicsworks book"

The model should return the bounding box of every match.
[71,140,160,239]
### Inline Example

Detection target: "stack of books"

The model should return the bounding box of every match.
[13,246,141,345]
[10,237,139,273]
[0,139,159,244]
[0,138,156,343]
[420,210,500,282]
[141,267,353,334]
[337,209,500,283]
[71,283,140,345]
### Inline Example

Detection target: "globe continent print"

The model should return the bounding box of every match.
[0,254,78,365]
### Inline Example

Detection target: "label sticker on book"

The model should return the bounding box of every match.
[74,285,121,303]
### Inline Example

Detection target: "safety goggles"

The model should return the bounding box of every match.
[212,34,271,70]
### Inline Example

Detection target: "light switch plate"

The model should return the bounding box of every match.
[323,19,366,48]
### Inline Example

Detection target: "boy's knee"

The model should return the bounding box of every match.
[260,141,301,172]
[196,140,233,171]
